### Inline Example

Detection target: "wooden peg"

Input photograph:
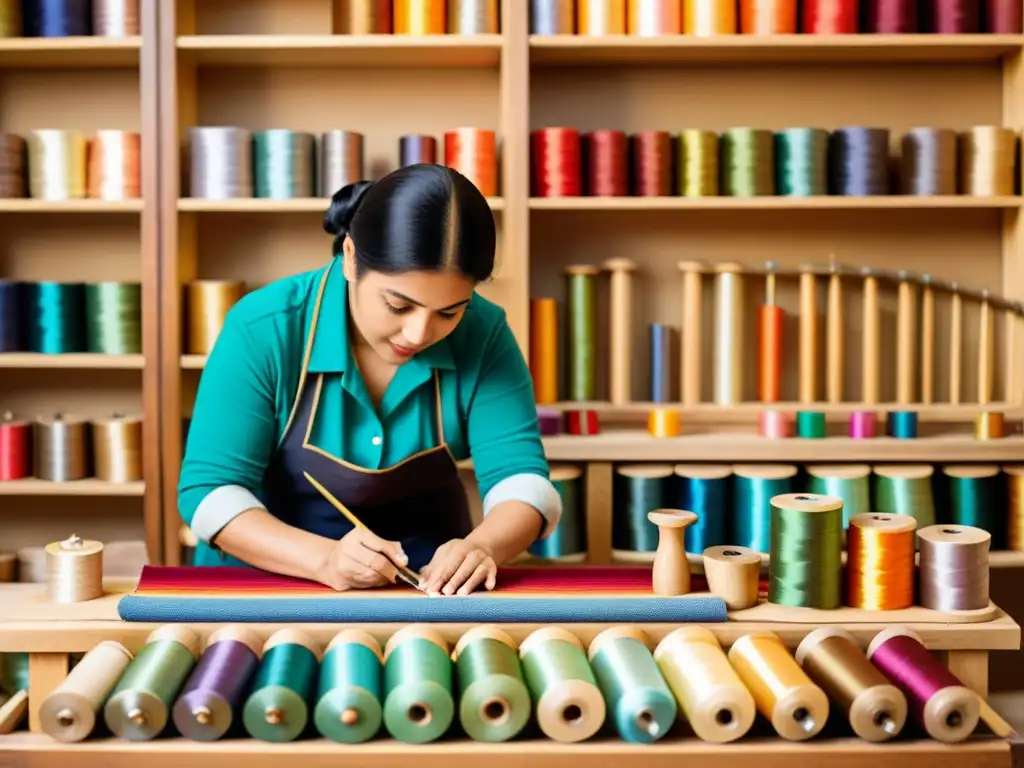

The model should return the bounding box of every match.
[647,509,698,596]
[677,261,704,406]
[920,276,935,404]
[896,272,916,405]
[702,545,762,610]
[861,269,880,404]
[604,257,637,406]
[950,286,962,405]
[798,268,818,403]
[979,290,994,405]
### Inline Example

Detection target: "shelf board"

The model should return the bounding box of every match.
[180,355,206,370]
[0,479,144,496]
[0,353,144,369]
[177,34,503,68]
[529,34,1024,65]
[0,199,143,213]
[178,197,505,212]
[0,36,141,68]
[529,196,1022,211]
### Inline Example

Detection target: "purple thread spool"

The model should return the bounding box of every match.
[537,407,563,436]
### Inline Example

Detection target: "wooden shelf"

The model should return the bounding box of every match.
[178,197,505,212]
[529,196,1023,211]
[177,34,503,68]
[0,354,144,369]
[0,200,143,213]
[0,36,141,68]
[529,34,1024,65]
[0,479,145,496]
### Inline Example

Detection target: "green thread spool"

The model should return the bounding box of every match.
[774,128,829,196]
[721,128,774,196]
[733,464,798,553]
[612,464,672,554]
[806,464,871,530]
[942,465,1002,547]
[587,627,676,744]
[253,129,316,199]
[383,626,454,744]
[314,630,383,744]
[0,652,28,694]
[453,626,531,743]
[565,265,599,401]
[530,465,586,561]
[796,411,826,438]
[768,492,844,609]
[519,627,606,743]
[103,625,201,741]
[243,629,321,743]
[873,465,936,530]
[678,130,719,196]
[85,282,142,354]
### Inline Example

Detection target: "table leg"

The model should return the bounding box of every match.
[28,652,69,733]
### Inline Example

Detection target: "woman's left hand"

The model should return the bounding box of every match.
[420,539,497,596]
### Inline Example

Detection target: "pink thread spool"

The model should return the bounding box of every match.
[849,411,878,439]
[758,410,793,439]
[537,407,563,436]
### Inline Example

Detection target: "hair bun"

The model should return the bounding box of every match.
[323,180,374,237]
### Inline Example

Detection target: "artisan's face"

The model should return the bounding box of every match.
[343,238,474,365]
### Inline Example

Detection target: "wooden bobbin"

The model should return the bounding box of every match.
[979,290,994,405]
[950,285,963,404]
[826,267,843,404]
[798,267,818,404]
[604,257,637,406]
[646,509,698,596]
[921,275,935,404]
[860,267,880,404]
[677,260,704,406]
[701,545,761,609]
[896,271,917,404]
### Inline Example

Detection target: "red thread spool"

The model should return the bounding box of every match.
[584,129,628,196]
[932,0,979,32]
[0,415,31,481]
[444,128,498,197]
[864,0,917,32]
[986,0,1022,33]
[531,128,582,197]
[631,131,672,196]
[566,409,600,435]
[802,0,858,33]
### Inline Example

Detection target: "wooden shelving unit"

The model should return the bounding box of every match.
[0,3,161,566]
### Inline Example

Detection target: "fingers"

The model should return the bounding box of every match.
[336,556,388,588]
[356,529,408,567]
[456,561,496,596]
[441,549,487,596]
[348,546,399,584]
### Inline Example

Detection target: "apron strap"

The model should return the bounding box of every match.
[433,370,446,448]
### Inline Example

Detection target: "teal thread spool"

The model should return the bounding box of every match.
[243,629,322,743]
[806,464,871,530]
[886,410,918,438]
[732,464,798,552]
[796,410,826,438]
[612,464,672,555]
[103,625,201,741]
[873,465,936,530]
[587,627,676,743]
[314,629,383,744]
[942,465,1002,546]
[519,627,606,743]
[453,626,531,743]
[774,127,829,196]
[530,465,586,561]
[383,626,454,744]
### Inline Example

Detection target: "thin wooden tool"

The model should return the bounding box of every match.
[303,471,423,590]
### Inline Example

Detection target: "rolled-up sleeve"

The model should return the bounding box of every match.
[467,319,561,538]
[178,310,278,545]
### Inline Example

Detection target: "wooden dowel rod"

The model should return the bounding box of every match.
[896,275,916,404]
[1004,307,1016,405]
[714,263,744,405]
[678,261,703,406]
[604,257,636,406]
[799,270,817,403]
[950,291,962,405]
[921,279,935,405]
[979,292,994,405]
[862,273,880,404]
[826,272,843,403]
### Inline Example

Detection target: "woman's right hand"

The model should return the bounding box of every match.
[318,528,408,591]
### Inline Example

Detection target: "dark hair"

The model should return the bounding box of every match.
[323,164,496,282]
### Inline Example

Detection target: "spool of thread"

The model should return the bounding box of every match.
[40,640,134,742]
[383,626,454,744]
[104,626,202,741]
[943,464,1001,535]
[849,411,878,439]
[532,128,581,197]
[399,135,437,166]
[0,413,31,481]
[865,0,918,32]
[866,627,980,743]
[795,628,907,742]
[587,627,675,743]
[565,265,598,401]
[91,414,142,483]
[530,0,574,34]
[28,130,86,200]
[185,280,245,356]
[795,411,826,438]
[806,464,870,529]
[577,0,626,34]
[874,465,936,529]
[188,127,252,199]
[333,0,392,33]
[85,281,142,354]
[678,130,718,196]
[959,127,1015,197]
[830,128,890,196]
[917,524,991,612]
[87,130,140,200]
[445,128,497,197]
[394,0,445,33]
[584,129,627,196]
[768,492,844,610]
[702,546,762,610]
[631,131,672,196]
[0,280,22,352]
[987,0,1022,32]
[173,627,262,741]
[519,627,605,743]
[932,0,979,32]
[0,551,15,582]
[674,464,730,553]
[0,134,26,197]
[900,128,956,196]
[25,281,85,353]
[1007,466,1024,551]
[740,0,797,32]
[45,535,103,604]
[886,410,918,438]
[22,0,90,36]
[654,627,755,743]
[314,629,384,744]
[975,411,1005,440]
[647,408,681,437]
[775,128,828,196]
[845,513,917,610]
[529,298,559,404]
[649,323,673,402]
[733,464,797,552]
[613,464,671,553]
[721,128,774,196]
[758,410,793,439]
[448,0,498,33]
[243,629,322,742]
[0,0,21,36]
[802,0,858,32]
[684,0,736,34]
[453,626,531,742]
[627,0,681,34]
[92,0,139,35]
[318,131,364,198]
[34,415,90,482]
[565,409,599,435]
[529,465,585,560]
[253,130,315,199]
[727,631,829,741]
[537,407,563,436]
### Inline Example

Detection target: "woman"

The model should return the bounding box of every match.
[178,164,560,597]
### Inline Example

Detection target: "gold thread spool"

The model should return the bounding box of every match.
[529,297,559,404]
[0,0,21,36]
[577,0,626,34]
[40,640,134,742]
[844,513,916,611]
[333,0,393,33]
[91,414,143,483]
[0,552,15,582]
[959,126,1016,197]
[185,280,246,355]
[88,130,141,200]
[975,411,1005,440]
[684,0,737,35]
[45,535,104,604]
[448,0,499,33]
[394,0,446,34]
[653,627,756,743]
[647,407,681,437]
[0,132,27,197]
[28,130,87,201]
[727,631,829,741]
[794,628,907,743]
[34,415,91,482]
[1006,466,1024,551]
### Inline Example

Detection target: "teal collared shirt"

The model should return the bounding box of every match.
[178,258,559,553]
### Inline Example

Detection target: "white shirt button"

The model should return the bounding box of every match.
[372,436,382,446]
